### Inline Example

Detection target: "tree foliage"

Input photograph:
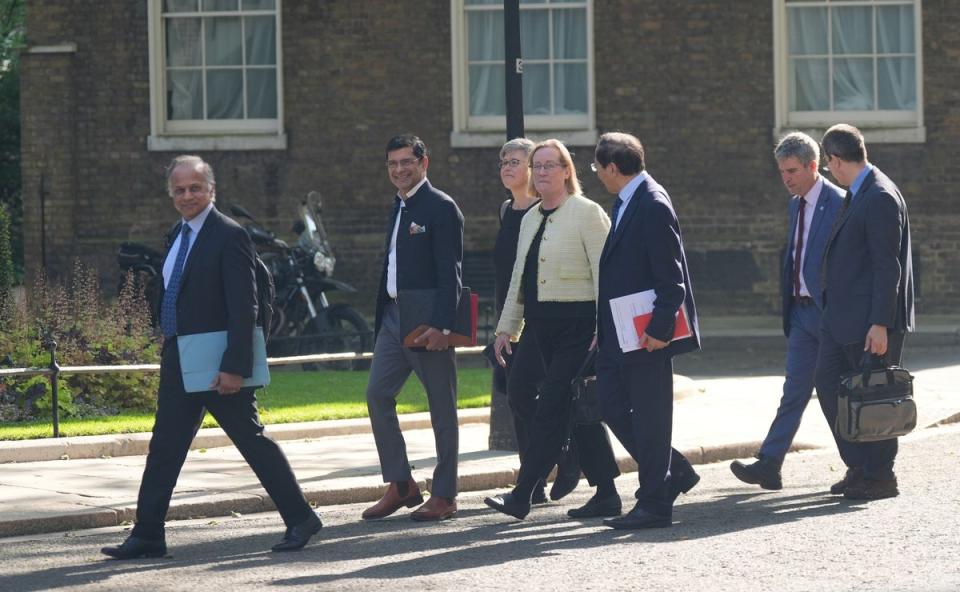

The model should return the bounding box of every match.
[0,0,23,278]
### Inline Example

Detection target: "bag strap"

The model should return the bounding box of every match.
[499,198,512,224]
[573,346,598,382]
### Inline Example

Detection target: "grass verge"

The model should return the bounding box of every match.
[0,367,492,441]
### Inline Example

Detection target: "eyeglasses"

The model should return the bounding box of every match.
[531,161,565,172]
[385,157,422,170]
[499,158,523,169]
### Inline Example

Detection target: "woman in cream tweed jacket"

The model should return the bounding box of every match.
[484,139,621,521]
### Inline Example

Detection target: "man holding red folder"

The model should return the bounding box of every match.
[592,132,702,529]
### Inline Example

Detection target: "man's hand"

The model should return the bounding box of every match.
[639,332,669,352]
[864,324,888,356]
[414,327,451,351]
[493,333,513,367]
[210,372,243,396]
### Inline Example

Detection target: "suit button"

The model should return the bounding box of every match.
[540,257,546,262]
[540,279,546,284]
[542,236,548,241]
[548,219,554,223]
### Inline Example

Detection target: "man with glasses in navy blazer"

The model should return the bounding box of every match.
[731,132,843,490]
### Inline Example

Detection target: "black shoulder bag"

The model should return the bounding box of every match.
[836,351,916,442]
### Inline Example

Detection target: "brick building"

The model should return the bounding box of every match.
[19,1,959,321]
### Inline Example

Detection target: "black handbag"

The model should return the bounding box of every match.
[836,351,917,443]
[569,348,603,426]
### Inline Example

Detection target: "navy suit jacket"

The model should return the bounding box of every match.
[374,180,464,337]
[780,178,844,336]
[161,207,257,377]
[821,166,915,345]
[597,174,700,363]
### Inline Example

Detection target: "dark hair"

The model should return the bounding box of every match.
[385,134,428,159]
[821,124,867,164]
[595,132,645,175]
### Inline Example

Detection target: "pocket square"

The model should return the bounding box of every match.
[409,222,427,235]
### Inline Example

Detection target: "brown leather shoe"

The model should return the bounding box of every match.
[843,476,899,500]
[362,480,424,520]
[829,467,865,495]
[410,495,457,522]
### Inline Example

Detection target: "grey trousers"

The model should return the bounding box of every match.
[366,301,459,497]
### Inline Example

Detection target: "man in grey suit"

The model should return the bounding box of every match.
[815,124,914,500]
[361,134,464,522]
[731,132,843,490]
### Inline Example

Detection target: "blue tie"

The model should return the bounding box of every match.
[160,224,192,338]
[611,197,624,230]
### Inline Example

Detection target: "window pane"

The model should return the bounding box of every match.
[833,6,872,55]
[788,7,827,55]
[834,58,874,110]
[522,63,550,115]
[202,0,238,11]
[245,16,276,65]
[166,18,202,67]
[242,0,275,9]
[520,10,548,60]
[205,17,242,66]
[206,69,244,118]
[468,12,504,61]
[465,0,501,4]
[247,68,277,117]
[167,70,203,119]
[165,0,198,12]
[469,64,505,116]
[554,63,587,114]
[789,58,829,111]
[877,5,914,54]
[553,8,586,59]
[878,57,916,110]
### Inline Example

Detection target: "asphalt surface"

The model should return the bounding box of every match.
[2,423,959,592]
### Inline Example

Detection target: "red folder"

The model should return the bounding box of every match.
[632,304,692,343]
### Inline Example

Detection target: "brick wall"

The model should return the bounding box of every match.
[20,1,960,318]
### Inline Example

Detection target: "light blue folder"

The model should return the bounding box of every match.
[178,327,271,393]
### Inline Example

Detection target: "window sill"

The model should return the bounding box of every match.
[774,126,925,144]
[147,134,288,152]
[450,129,599,149]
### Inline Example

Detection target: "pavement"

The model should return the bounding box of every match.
[0,316,957,539]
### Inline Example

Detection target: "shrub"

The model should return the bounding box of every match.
[0,262,160,422]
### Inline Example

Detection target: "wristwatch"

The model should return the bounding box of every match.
[442,329,451,336]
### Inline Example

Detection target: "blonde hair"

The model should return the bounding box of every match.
[527,139,582,197]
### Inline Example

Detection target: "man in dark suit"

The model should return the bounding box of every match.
[591,132,701,529]
[730,132,843,490]
[816,124,914,500]
[102,156,321,559]
[362,134,464,522]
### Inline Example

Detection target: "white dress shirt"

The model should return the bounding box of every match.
[615,171,649,230]
[162,201,214,289]
[386,177,428,298]
[792,177,822,298]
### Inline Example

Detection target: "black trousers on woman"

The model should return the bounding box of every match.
[511,316,620,500]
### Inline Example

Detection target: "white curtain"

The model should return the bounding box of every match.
[166,18,202,119]
[245,15,277,118]
[468,10,505,116]
[553,8,587,114]
[788,7,829,111]
[876,5,916,109]
[832,6,873,110]
[521,9,549,114]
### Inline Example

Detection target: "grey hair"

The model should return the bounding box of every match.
[166,155,216,198]
[774,132,821,167]
[499,137,536,161]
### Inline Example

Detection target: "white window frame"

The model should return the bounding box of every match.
[450,0,597,148]
[773,0,925,143]
[147,0,286,151]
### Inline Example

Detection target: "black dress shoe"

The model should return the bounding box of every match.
[549,471,580,501]
[843,476,898,500]
[101,535,167,560]
[730,455,783,490]
[484,492,530,520]
[531,488,549,505]
[668,468,701,502]
[272,512,322,552]
[603,504,671,530]
[830,467,865,495]
[567,492,622,518]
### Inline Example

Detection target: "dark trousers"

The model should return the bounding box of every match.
[505,327,581,486]
[512,317,620,500]
[132,339,313,540]
[814,328,905,480]
[596,347,693,517]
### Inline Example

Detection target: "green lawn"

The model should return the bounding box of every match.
[0,368,493,441]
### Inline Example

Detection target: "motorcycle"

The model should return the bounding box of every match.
[117,192,371,371]
[228,192,372,371]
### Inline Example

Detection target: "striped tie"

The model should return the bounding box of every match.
[160,224,192,338]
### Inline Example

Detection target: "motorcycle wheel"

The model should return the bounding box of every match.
[297,306,372,371]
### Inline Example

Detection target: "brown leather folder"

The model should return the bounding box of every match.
[399,287,478,348]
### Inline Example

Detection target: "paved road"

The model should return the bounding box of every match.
[2,423,958,592]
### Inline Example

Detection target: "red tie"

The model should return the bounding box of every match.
[794,198,806,300]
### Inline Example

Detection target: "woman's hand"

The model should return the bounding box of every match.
[494,333,513,367]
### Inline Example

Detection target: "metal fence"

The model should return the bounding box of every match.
[0,340,487,438]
